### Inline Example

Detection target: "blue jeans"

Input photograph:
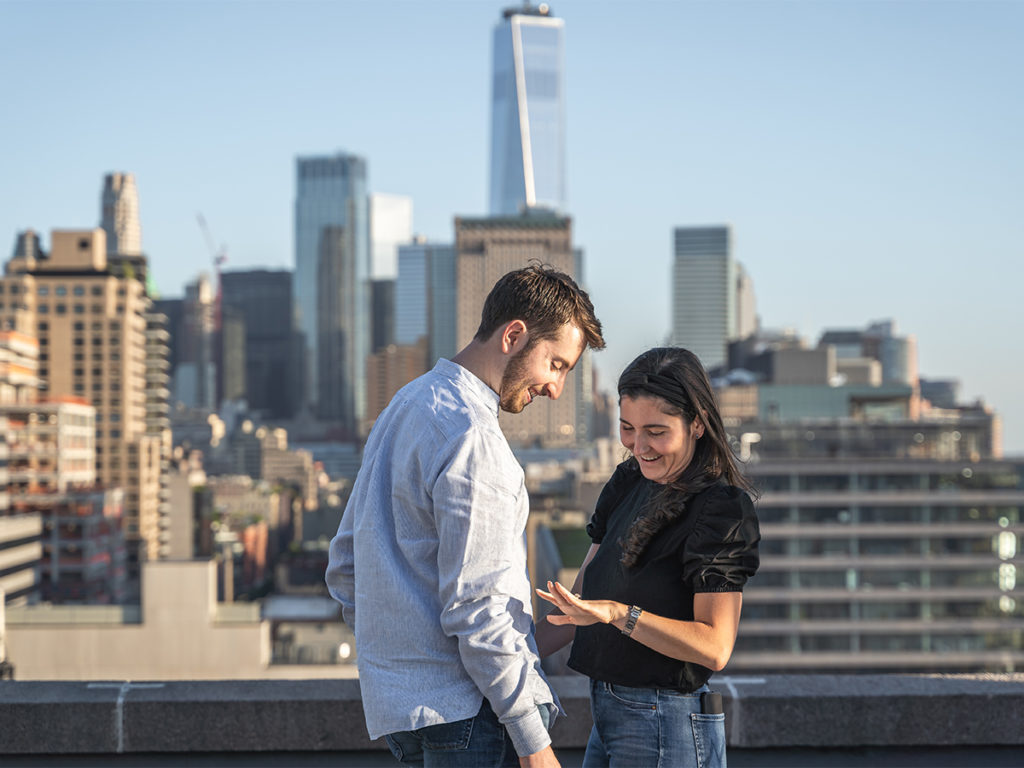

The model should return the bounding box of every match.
[384,699,551,767]
[583,679,726,768]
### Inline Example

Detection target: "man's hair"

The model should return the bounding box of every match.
[473,264,605,350]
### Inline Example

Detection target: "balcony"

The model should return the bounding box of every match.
[0,675,1022,765]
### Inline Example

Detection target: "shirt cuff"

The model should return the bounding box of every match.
[504,705,552,757]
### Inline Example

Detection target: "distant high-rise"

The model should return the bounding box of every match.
[370,194,413,279]
[489,5,566,215]
[293,154,369,428]
[100,173,142,257]
[735,262,758,342]
[2,229,165,575]
[221,270,300,419]
[455,213,589,447]
[396,240,457,365]
[671,226,736,372]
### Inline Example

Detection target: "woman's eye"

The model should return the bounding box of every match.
[620,425,634,432]
[648,431,664,438]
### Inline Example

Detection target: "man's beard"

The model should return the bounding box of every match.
[498,345,532,414]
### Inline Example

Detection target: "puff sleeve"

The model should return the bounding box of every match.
[681,485,760,593]
[585,461,638,544]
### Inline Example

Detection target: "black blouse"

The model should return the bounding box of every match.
[567,460,760,692]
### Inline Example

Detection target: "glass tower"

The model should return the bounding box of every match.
[671,226,736,372]
[489,5,566,215]
[294,154,369,429]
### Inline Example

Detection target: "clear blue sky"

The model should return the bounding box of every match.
[2,0,1022,453]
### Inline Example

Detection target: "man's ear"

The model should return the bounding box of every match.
[500,320,528,354]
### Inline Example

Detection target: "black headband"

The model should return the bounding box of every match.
[619,371,691,411]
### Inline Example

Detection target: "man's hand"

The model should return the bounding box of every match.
[519,744,561,768]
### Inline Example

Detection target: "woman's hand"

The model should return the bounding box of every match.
[536,580,628,628]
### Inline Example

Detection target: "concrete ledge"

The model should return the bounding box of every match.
[1,674,1023,755]
[723,673,1024,748]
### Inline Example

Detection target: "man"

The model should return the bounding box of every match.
[327,265,604,767]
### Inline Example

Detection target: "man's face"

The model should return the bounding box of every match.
[498,323,586,414]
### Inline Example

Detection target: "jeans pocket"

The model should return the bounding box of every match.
[690,713,726,768]
[384,732,417,763]
[417,716,475,750]
[604,682,658,710]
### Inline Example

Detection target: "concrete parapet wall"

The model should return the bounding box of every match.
[1,674,1023,756]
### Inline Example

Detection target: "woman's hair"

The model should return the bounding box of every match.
[616,347,756,567]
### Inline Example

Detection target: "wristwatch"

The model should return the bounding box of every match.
[621,605,643,637]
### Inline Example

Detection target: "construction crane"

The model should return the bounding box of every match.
[196,213,228,331]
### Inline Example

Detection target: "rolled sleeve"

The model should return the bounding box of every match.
[433,431,553,756]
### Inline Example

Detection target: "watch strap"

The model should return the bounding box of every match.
[621,605,642,637]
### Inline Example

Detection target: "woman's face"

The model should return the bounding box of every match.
[619,395,703,485]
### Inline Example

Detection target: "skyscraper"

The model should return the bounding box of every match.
[2,229,164,576]
[396,240,457,366]
[489,5,566,215]
[221,270,301,419]
[369,193,413,279]
[100,173,142,257]
[293,154,369,428]
[671,226,736,372]
[455,212,587,447]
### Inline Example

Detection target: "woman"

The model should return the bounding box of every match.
[536,347,760,768]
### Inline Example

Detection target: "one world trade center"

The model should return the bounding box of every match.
[489,4,566,215]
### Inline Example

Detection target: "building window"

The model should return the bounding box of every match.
[37,286,49,296]
[38,304,49,314]
[55,286,67,297]
[92,368,102,377]
[73,322,84,331]
[73,285,85,296]
[91,286,102,297]
[74,304,85,314]
[36,322,48,331]
[92,304,102,313]
[56,304,67,315]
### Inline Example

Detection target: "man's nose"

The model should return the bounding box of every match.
[545,374,565,400]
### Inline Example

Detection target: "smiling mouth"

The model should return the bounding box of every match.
[639,455,661,462]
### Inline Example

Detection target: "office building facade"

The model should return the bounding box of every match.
[294,154,369,429]
[489,5,566,215]
[221,270,300,419]
[671,226,736,372]
[396,240,457,366]
[455,213,587,447]
[2,229,165,574]
[100,172,142,257]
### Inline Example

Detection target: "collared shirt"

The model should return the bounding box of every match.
[326,359,557,757]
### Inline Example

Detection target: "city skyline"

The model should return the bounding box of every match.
[1,1,1021,451]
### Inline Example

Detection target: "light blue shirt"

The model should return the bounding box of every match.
[326,359,558,756]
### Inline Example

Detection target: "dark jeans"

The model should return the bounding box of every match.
[384,699,551,767]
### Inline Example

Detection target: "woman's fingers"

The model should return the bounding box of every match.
[544,613,574,626]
